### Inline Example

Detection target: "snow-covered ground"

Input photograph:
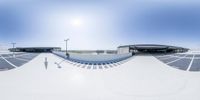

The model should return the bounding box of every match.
[0,50,11,54]
[183,50,200,54]
[0,53,200,100]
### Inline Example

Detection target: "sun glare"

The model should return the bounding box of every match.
[71,18,83,27]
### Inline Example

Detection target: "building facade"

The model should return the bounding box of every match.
[118,44,189,54]
[9,47,61,52]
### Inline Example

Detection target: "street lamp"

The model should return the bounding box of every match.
[11,43,16,57]
[64,39,69,56]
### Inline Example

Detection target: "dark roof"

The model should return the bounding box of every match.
[118,44,189,50]
[14,47,61,49]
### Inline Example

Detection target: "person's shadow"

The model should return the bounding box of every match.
[54,59,65,69]
[44,57,48,70]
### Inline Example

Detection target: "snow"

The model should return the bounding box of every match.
[0,53,200,100]
[183,50,200,54]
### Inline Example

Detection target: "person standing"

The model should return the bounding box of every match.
[66,53,70,59]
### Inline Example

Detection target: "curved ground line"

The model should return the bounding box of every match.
[53,53,132,65]
[187,55,195,71]
[166,55,187,64]
[15,57,29,62]
[3,53,35,59]
[53,53,132,69]
[0,55,18,68]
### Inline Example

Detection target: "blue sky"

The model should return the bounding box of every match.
[0,0,200,50]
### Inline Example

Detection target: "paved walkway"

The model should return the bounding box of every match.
[0,53,199,100]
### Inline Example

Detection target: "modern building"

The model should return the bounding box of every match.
[67,50,117,55]
[118,44,189,54]
[9,47,61,52]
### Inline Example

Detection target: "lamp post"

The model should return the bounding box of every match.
[64,39,69,56]
[11,43,16,57]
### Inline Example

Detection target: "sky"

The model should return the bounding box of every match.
[0,0,200,50]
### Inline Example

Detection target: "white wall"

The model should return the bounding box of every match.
[117,47,130,54]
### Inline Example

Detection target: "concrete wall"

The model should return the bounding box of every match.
[117,47,130,54]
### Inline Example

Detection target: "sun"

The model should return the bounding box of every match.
[71,18,83,27]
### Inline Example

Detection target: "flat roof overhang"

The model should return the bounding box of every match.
[118,44,189,52]
[9,47,61,52]
[14,47,61,49]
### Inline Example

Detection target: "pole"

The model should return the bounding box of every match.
[11,43,16,57]
[64,39,69,55]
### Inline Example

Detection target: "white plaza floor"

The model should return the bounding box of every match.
[0,53,200,100]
